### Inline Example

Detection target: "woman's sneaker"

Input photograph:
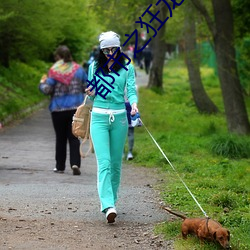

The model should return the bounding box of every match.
[127,152,133,160]
[105,207,117,223]
[53,168,64,173]
[72,165,81,175]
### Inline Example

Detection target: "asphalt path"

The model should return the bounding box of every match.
[0,69,172,249]
[0,106,165,223]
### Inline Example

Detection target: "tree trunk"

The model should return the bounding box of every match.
[191,0,250,134]
[184,3,218,114]
[212,0,250,134]
[147,1,167,90]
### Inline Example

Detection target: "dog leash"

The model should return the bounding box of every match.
[139,118,209,218]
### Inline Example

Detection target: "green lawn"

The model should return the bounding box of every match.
[128,59,250,250]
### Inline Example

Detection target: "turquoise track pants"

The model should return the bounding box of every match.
[90,111,128,212]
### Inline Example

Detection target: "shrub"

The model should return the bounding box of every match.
[210,135,250,159]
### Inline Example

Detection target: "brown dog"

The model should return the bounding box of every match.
[163,207,231,249]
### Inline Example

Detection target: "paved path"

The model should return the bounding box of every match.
[0,106,164,224]
[0,68,153,224]
[0,71,174,249]
[135,68,149,88]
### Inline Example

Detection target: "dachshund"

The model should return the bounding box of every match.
[162,207,231,249]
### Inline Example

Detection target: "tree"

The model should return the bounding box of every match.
[91,0,148,41]
[92,0,170,90]
[147,1,168,90]
[191,0,250,134]
[232,0,250,96]
[0,0,58,66]
[0,0,98,66]
[232,0,250,39]
[184,1,218,114]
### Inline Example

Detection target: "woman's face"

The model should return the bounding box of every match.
[102,47,119,61]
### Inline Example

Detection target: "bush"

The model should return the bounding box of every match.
[210,135,250,159]
[0,60,48,122]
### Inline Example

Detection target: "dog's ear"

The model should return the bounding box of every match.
[213,231,217,240]
[227,230,230,240]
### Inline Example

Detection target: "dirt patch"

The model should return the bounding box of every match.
[0,216,174,250]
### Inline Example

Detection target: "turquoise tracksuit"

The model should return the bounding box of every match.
[88,62,138,212]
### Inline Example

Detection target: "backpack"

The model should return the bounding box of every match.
[72,95,93,158]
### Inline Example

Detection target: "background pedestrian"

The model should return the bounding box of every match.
[143,45,153,74]
[39,45,87,175]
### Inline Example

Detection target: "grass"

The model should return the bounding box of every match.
[128,58,250,250]
[0,60,50,123]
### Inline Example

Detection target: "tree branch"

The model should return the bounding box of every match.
[190,0,216,37]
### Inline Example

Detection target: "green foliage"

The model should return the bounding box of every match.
[232,0,250,39]
[0,60,48,122]
[91,0,150,46]
[0,0,99,66]
[236,37,250,95]
[210,135,250,159]
[163,1,186,44]
[129,58,250,249]
[233,0,250,97]
[99,0,147,28]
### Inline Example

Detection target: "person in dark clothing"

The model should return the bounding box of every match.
[125,101,134,160]
[39,45,87,175]
[133,44,143,69]
[87,46,99,67]
[143,46,152,74]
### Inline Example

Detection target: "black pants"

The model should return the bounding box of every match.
[144,59,151,74]
[51,110,80,171]
[127,127,134,152]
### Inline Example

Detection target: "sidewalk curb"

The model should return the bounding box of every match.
[1,99,48,128]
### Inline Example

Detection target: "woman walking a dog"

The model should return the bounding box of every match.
[85,31,138,223]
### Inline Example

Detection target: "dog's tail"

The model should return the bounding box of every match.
[162,206,187,220]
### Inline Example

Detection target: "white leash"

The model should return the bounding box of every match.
[140,118,209,218]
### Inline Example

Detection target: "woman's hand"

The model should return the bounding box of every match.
[40,74,47,84]
[85,86,95,96]
[131,103,138,116]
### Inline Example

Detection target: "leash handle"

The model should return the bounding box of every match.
[139,118,209,218]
